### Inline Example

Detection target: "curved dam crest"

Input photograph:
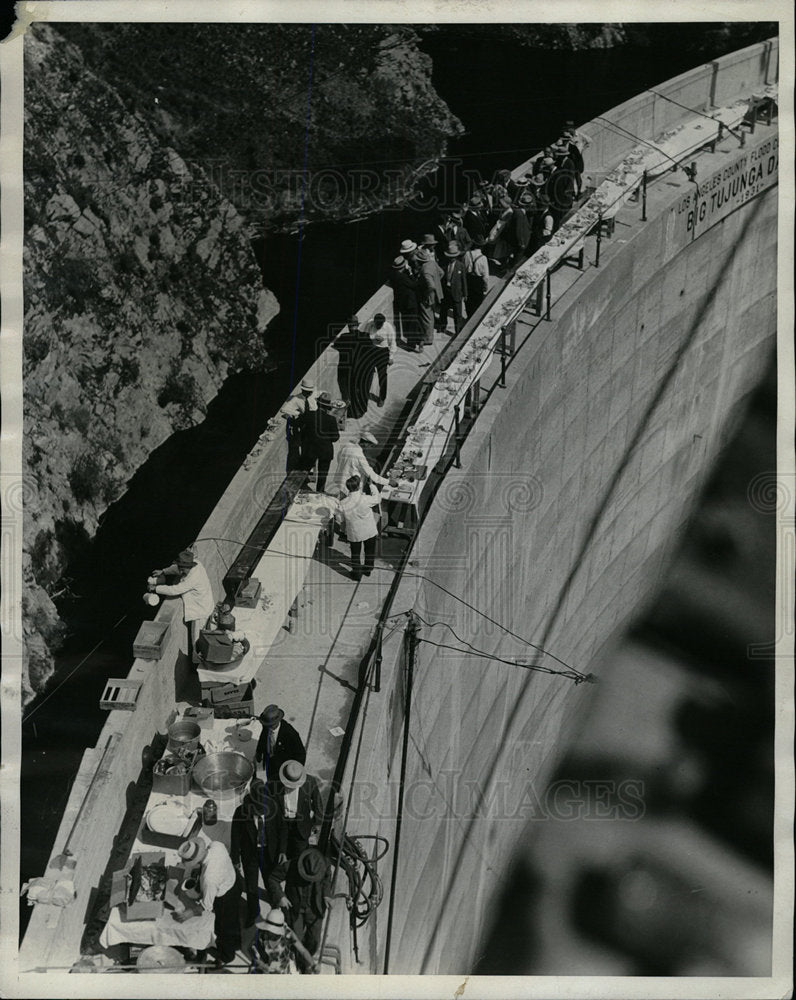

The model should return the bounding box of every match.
[15,37,779,981]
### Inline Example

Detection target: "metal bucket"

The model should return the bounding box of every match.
[166,719,201,755]
[190,751,254,799]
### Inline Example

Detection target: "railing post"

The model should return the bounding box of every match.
[595,214,603,267]
[498,327,507,388]
[641,171,647,222]
[453,404,462,467]
[749,102,757,134]
[545,270,552,321]
[372,624,382,693]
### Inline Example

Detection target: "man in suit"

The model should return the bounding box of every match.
[278,759,325,859]
[415,244,444,346]
[300,391,340,493]
[548,139,578,228]
[390,255,422,352]
[255,704,306,783]
[463,193,489,244]
[440,241,468,335]
[281,848,333,972]
[230,778,288,927]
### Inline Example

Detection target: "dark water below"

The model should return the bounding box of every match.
[19,33,718,934]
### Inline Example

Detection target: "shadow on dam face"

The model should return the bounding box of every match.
[472,357,776,977]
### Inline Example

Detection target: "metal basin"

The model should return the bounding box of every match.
[190,751,253,798]
[167,719,201,754]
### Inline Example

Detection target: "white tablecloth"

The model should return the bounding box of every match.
[100,715,263,950]
[99,906,215,950]
[197,490,335,686]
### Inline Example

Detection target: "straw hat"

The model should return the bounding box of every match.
[279,759,307,789]
[178,837,208,866]
[444,241,462,258]
[256,908,286,937]
[399,239,417,255]
[392,255,406,269]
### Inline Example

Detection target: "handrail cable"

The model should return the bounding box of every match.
[646,87,745,140]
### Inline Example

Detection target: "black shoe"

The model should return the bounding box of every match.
[377,399,385,408]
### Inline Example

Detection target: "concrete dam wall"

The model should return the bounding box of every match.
[334,128,778,974]
[18,38,778,974]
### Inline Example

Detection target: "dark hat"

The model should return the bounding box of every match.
[317,391,332,407]
[449,209,463,220]
[392,255,406,269]
[530,174,546,187]
[420,233,437,246]
[246,778,267,803]
[414,247,432,263]
[259,704,285,728]
[444,241,462,258]
[297,847,328,883]
[468,193,483,206]
[518,191,535,206]
[176,548,196,570]
[347,314,360,327]
[564,119,575,128]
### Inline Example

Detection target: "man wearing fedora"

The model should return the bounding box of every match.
[255,704,306,783]
[300,391,340,494]
[463,193,489,244]
[278,759,325,859]
[230,778,288,928]
[389,255,422,352]
[398,238,417,272]
[280,847,333,971]
[415,240,444,346]
[175,837,241,966]
[440,240,468,335]
[346,315,379,419]
[464,236,490,317]
[280,376,318,471]
[548,139,578,227]
[150,548,214,666]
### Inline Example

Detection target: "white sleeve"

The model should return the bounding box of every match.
[359,457,388,486]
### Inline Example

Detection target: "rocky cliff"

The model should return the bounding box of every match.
[22,24,279,703]
[55,23,465,231]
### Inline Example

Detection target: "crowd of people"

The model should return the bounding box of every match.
[389,122,590,344]
[171,704,331,972]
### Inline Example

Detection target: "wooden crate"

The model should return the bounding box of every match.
[133,620,170,660]
[100,678,143,712]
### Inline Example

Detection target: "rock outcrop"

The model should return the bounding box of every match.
[54,23,465,231]
[22,24,278,702]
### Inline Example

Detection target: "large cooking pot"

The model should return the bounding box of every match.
[190,751,254,798]
[167,719,201,754]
